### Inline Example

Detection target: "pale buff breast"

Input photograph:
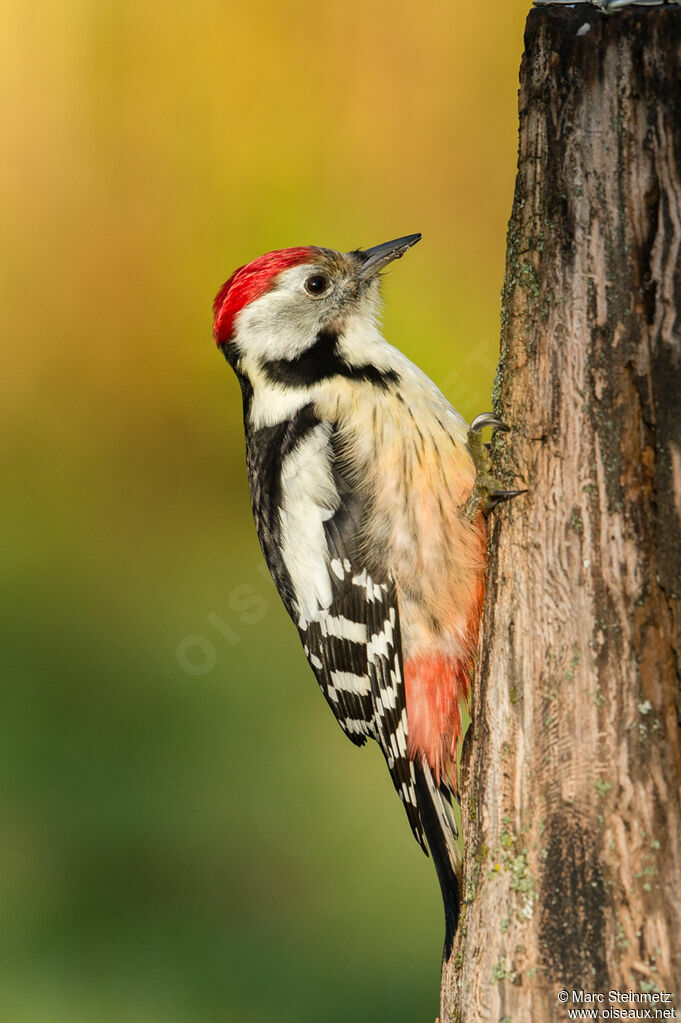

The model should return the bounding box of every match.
[319,373,486,660]
[373,407,484,658]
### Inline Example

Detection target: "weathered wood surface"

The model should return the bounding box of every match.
[441,7,681,1021]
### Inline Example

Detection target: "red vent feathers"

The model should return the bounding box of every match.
[212,247,317,345]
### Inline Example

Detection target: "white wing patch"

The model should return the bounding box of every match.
[279,423,339,624]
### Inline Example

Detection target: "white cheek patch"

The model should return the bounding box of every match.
[334,308,387,368]
[232,264,328,364]
[232,264,335,431]
[279,423,339,623]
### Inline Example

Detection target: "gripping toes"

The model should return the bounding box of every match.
[464,412,526,520]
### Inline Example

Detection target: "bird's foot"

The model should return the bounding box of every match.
[463,413,526,520]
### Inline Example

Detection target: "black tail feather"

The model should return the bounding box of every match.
[414,764,461,958]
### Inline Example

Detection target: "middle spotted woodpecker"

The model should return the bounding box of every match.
[213,234,519,955]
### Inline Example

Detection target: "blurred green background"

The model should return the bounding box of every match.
[2,2,529,1020]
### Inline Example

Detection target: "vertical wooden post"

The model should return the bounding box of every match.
[441,7,681,1021]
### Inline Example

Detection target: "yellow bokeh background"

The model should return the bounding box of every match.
[2,2,529,1020]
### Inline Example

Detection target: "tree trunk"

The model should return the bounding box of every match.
[441,7,681,1021]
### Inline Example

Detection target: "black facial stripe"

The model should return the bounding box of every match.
[261,330,399,389]
[219,342,253,418]
[235,369,253,419]
[220,340,240,368]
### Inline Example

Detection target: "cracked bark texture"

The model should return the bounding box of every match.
[441,8,681,1022]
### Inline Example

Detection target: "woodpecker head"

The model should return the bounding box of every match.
[212,234,421,389]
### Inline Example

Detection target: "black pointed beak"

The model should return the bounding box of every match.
[354,233,422,280]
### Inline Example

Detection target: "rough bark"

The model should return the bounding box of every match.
[441,8,681,1021]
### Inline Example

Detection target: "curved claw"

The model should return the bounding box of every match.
[470,412,509,434]
[486,488,527,510]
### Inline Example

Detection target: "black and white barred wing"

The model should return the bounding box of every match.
[274,417,425,849]
[298,568,426,853]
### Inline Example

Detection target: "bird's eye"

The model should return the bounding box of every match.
[304,274,330,296]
